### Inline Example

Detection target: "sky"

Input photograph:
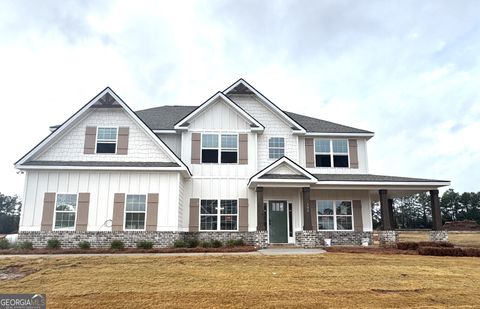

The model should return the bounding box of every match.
[0,0,479,197]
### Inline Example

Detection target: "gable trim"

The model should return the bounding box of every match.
[174,91,264,131]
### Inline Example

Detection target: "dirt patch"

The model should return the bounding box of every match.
[0,265,36,280]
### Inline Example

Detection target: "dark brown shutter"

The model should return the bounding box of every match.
[189,198,199,231]
[239,134,248,164]
[353,200,363,232]
[84,126,97,154]
[310,200,317,230]
[239,198,248,231]
[305,138,314,168]
[41,192,56,231]
[146,193,159,231]
[191,133,201,164]
[349,139,359,169]
[76,193,90,231]
[117,127,129,155]
[112,193,125,231]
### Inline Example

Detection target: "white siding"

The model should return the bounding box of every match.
[269,163,300,175]
[20,170,181,231]
[157,133,182,157]
[188,99,251,131]
[36,108,173,162]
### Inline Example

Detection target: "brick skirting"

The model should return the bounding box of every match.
[295,230,373,248]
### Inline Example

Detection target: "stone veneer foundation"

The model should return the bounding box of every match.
[295,231,373,248]
[18,231,269,249]
[378,230,399,247]
[429,230,448,242]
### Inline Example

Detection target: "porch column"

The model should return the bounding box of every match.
[388,198,395,229]
[256,187,266,231]
[302,187,312,230]
[379,189,392,230]
[430,190,442,230]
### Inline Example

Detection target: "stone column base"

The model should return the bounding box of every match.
[378,230,398,247]
[430,230,448,242]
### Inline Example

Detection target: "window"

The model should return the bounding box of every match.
[125,195,146,230]
[269,137,285,159]
[96,127,117,154]
[201,134,238,163]
[200,199,238,231]
[314,139,349,168]
[317,200,353,231]
[54,194,77,230]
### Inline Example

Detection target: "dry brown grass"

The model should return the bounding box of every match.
[1,253,479,308]
[399,231,480,248]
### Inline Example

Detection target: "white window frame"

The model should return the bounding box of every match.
[268,137,285,159]
[95,126,119,154]
[124,194,148,231]
[200,133,239,164]
[316,200,354,231]
[199,199,239,231]
[314,139,350,168]
[53,193,78,231]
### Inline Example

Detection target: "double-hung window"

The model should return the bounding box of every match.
[200,199,238,231]
[54,194,78,230]
[317,200,353,231]
[125,194,146,230]
[269,137,285,159]
[201,134,238,163]
[96,127,118,154]
[314,139,349,167]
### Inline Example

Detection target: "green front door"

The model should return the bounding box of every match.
[269,201,288,243]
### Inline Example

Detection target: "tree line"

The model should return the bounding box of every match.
[0,193,22,234]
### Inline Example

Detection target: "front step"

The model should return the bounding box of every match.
[268,243,298,248]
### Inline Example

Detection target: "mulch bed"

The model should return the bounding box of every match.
[0,246,257,255]
[324,246,418,255]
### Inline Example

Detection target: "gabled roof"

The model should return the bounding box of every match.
[285,111,373,135]
[173,92,264,131]
[15,87,191,175]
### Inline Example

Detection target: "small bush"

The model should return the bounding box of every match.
[397,242,419,250]
[78,241,91,250]
[418,246,480,257]
[418,241,454,248]
[200,241,212,248]
[211,240,223,248]
[110,240,125,250]
[173,240,187,248]
[137,241,154,249]
[0,239,10,249]
[47,239,61,249]
[462,248,480,257]
[233,239,245,246]
[18,241,33,250]
[186,239,199,248]
[225,239,237,247]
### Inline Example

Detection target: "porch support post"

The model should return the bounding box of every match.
[302,187,312,230]
[430,189,442,230]
[379,189,392,230]
[256,187,266,231]
[387,198,395,229]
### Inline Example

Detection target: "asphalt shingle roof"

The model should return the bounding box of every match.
[313,174,449,183]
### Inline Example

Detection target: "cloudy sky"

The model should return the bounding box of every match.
[0,0,479,196]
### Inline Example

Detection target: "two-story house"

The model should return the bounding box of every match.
[15,79,450,248]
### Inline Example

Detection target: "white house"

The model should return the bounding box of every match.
[15,79,450,248]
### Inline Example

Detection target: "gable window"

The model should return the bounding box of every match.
[125,194,146,230]
[200,199,238,231]
[96,127,118,154]
[317,200,353,231]
[201,134,238,163]
[269,137,285,159]
[314,139,349,168]
[54,194,78,230]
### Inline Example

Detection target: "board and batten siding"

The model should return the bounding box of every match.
[20,170,181,231]
[35,108,172,162]
[188,99,252,131]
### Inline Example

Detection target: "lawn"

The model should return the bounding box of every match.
[1,253,479,308]
[398,231,480,248]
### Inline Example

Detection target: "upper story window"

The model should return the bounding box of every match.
[269,137,285,159]
[315,139,349,168]
[317,200,353,231]
[54,194,78,230]
[201,133,238,163]
[200,199,238,231]
[124,194,146,230]
[96,127,117,154]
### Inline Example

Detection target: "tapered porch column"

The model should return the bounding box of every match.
[430,190,442,230]
[302,187,312,230]
[256,187,266,231]
[388,198,395,229]
[379,189,393,230]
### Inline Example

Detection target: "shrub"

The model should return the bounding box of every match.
[78,241,91,250]
[18,241,33,250]
[462,248,480,257]
[200,241,212,248]
[396,242,419,250]
[418,241,454,248]
[186,239,199,248]
[47,239,61,249]
[418,246,464,256]
[137,241,154,249]
[173,240,187,248]
[211,240,223,248]
[110,240,125,250]
[0,239,10,249]
[225,239,237,247]
[233,239,245,246]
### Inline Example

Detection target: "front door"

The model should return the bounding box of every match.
[269,201,288,243]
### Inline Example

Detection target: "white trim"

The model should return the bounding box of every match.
[174,92,264,131]
[52,193,78,231]
[224,79,306,133]
[265,200,292,244]
[248,157,317,187]
[124,194,148,231]
[200,132,239,164]
[18,165,187,171]
[199,199,239,232]
[153,130,177,134]
[268,137,285,159]
[315,200,354,232]
[305,132,374,138]
[314,138,350,168]
[95,126,118,154]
